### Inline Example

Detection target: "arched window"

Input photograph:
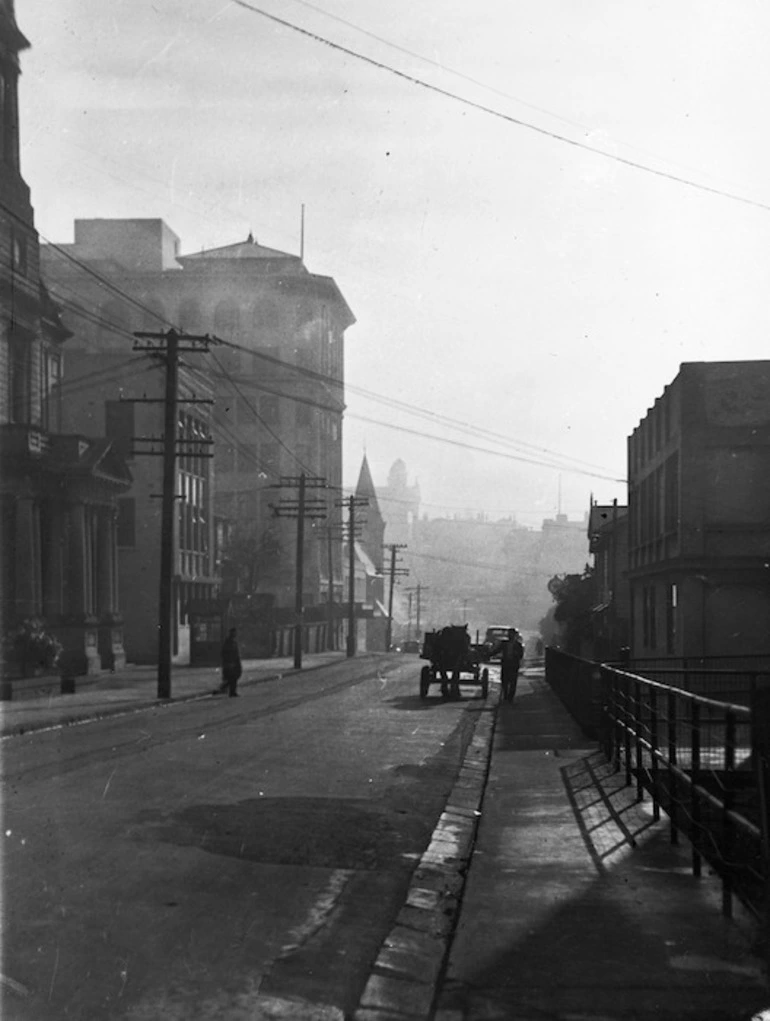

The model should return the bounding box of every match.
[178,298,203,333]
[251,299,281,335]
[214,300,241,341]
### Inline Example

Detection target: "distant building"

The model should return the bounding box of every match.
[587,499,629,660]
[351,454,388,651]
[379,459,420,547]
[42,219,355,657]
[0,5,130,675]
[628,361,770,657]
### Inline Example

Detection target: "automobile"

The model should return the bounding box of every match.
[401,639,421,654]
[481,625,520,662]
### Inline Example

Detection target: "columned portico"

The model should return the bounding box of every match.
[97,505,125,670]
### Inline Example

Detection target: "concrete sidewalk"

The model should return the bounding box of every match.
[433,669,768,1021]
[0,650,361,738]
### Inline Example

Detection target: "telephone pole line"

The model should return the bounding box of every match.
[317,521,347,651]
[406,583,429,642]
[270,473,327,669]
[132,328,215,700]
[337,494,368,657]
[383,543,408,651]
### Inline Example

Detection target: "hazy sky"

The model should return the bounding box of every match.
[18,0,770,526]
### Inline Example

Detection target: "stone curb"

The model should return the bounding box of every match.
[352,691,499,1021]
[0,654,394,739]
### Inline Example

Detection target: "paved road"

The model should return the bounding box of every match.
[2,655,491,1020]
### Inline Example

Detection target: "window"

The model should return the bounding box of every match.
[213,300,241,341]
[296,346,316,370]
[666,584,677,655]
[219,443,236,473]
[663,453,679,533]
[105,400,135,460]
[648,586,657,650]
[9,338,29,424]
[117,499,136,547]
[40,350,62,431]
[1,67,20,169]
[260,442,279,474]
[259,395,279,425]
[11,231,27,275]
[297,402,312,428]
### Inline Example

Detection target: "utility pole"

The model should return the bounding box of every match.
[326,524,334,650]
[384,543,408,651]
[269,474,327,669]
[336,494,367,657]
[132,328,215,700]
[406,584,429,641]
[318,520,346,651]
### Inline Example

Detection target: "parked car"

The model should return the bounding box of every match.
[481,625,520,662]
[402,639,421,654]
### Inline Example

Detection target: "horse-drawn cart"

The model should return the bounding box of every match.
[419,625,490,700]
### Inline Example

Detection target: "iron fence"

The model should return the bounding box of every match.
[544,648,602,738]
[601,665,770,922]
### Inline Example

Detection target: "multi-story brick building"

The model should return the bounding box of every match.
[0,3,131,675]
[628,361,770,658]
[42,218,355,656]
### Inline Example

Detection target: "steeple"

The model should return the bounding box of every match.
[355,453,380,511]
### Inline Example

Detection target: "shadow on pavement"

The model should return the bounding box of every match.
[561,750,659,872]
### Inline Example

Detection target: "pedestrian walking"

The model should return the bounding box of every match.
[217,627,242,697]
[500,628,524,702]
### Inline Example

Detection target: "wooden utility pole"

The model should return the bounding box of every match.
[384,543,408,651]
[132,328,215,700]
[406,584,429,642]
[337,494,367,657]
[269,474,327,669]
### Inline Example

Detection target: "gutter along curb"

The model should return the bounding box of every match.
[353,690,499,1021]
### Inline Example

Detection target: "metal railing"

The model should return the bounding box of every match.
[544,648,602,738]
[601,665,770,921]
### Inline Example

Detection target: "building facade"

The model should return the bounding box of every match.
[42,219,355,656]
[1,4,131,676]
[628,361,770,658]
[587,499,629,660]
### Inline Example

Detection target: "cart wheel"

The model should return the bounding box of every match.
[481,668,489,699]
[420,665,431,700]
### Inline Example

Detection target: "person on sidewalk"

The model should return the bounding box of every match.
[217,628,242,697]
[500,628,523,702]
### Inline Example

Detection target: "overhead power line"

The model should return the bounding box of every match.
[215,337,623,480]
[349,412,625,483]
[233,0,770,215]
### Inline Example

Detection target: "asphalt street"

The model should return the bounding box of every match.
[2,655,491,1020]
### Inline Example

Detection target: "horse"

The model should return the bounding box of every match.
[431,624,471,700]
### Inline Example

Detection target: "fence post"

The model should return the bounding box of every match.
[599,665,611,761]
[634,677,644,802]
[751,687,770,975]
[623,674,633,788]
[611,670,622,773]
[721,710,737,918]
[649,691,661,822]
[667,689,679,845]
[691,700,702,878]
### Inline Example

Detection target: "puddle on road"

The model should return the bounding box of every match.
[133,797,427,871]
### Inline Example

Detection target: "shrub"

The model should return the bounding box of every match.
[2,619,63,672]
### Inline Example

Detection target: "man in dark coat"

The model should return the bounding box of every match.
[218,627,242,697]
[500,628,524,702]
